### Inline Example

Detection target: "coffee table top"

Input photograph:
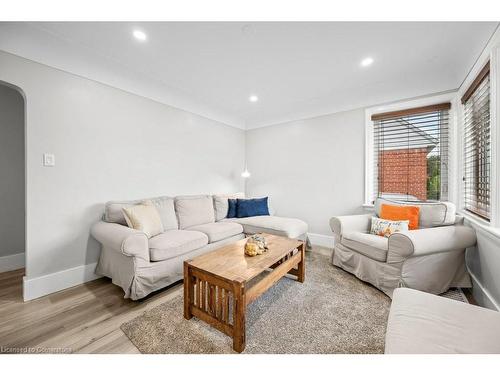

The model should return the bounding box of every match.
[186,233,303,283]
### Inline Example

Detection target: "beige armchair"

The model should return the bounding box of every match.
[329,199,477,297]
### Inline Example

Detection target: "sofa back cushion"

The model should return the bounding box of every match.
[213,193,245,221]
[374,198,456,228]
[104,196,178,230]
[175,195,215,229]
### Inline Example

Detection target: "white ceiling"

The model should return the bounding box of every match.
[0,22,497,129]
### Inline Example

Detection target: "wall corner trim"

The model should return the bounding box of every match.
[23,262,101,301]
[467,267,500,311]
[0,252,25,273]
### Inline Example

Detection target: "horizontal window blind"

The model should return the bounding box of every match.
[371,103,450,204]
[462,62,491,220]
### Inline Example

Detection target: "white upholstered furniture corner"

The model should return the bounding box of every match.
[329,198,477,297]
[91,194,308,300]
[385,288,500,353]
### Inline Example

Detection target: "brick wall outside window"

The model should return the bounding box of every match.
[378,148,429,201]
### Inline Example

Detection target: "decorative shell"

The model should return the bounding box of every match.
[244,235,269,257]
[244,242,259,257]
[247,235,268,253]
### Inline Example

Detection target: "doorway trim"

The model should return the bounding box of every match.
[0,80,28,283]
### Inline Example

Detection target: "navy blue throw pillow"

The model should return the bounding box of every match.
[236,197,269,218]
[227,199,238,218]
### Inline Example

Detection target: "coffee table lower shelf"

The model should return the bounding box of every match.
[183,242,305,353]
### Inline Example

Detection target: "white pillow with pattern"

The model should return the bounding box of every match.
[122,200,164,238]
[370,217,409,238]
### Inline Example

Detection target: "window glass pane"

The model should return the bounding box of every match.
[373,109,449,203]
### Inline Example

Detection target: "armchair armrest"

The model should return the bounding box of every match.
[330,214,373,239]
[388,225,476,263]
[91,221,149,262]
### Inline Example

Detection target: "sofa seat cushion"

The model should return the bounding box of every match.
[386,288,500,354]
[225,216,307,238]
[341,232,388,262]
[187,222,243,243]
[149,229,208,261]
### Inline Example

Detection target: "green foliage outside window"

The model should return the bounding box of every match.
[427,155,441,201]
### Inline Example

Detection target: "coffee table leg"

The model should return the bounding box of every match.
[183,261,193,320]
[233,280,246,353]
[298,243,305,283]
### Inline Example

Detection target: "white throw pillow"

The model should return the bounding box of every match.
[122,200,164,238]
[370,217,409,238]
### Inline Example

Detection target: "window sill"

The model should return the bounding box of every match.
[459,210,500,241]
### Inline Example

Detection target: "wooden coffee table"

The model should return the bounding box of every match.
[183,233,305,352]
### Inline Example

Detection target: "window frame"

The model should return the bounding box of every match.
[364,93,457,207]
[461,62,492,221]
[457,50,500,228]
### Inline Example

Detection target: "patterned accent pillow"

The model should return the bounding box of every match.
[122,200,164,238]
[370,217,409,238]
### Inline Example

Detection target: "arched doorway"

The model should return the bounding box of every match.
[0,82,26,294]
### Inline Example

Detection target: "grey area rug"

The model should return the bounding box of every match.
[121,251,392,354]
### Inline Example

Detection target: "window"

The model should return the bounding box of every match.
[462,62,491,220]
[370,103,451,204]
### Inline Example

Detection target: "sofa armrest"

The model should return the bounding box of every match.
[388,225,477,263]
[329,214,373,239]
[91,221,149,262]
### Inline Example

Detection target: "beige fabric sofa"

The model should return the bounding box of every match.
[329,198,477,297]
[91,194,308,300]
[385,288,500,353]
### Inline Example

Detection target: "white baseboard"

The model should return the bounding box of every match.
[23,262,101,301]
[468,268,500,311]
[308,233,335,249]
[0,252,25,273]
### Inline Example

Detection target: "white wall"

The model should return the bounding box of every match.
[0,84,25,264]
[0,51,245,289]
[246,109,366,241]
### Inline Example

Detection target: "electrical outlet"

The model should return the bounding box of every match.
[43,153,55,167]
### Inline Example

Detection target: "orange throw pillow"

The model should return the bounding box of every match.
[380,204,420,230]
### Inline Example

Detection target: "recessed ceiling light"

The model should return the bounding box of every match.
[361,57,374,67]
[133,30,147,42]
[249,95,259,102]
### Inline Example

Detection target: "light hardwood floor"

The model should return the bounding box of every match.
[0,268,183,353]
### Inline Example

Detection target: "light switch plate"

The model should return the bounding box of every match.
[43,153,55,167]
